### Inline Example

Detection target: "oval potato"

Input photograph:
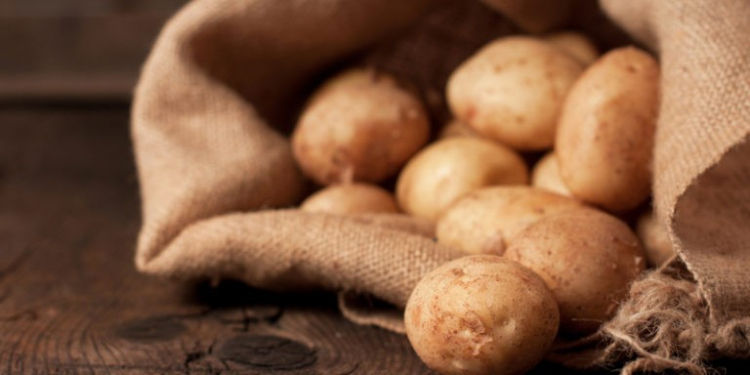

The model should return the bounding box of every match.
[531,152,572,197]
[447,36,584,150]
[556,47,659,212]
[300,183,399,215]
[396,137,529,221]
[543,31,599,66]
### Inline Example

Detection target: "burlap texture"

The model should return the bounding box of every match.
[132,0,750,371]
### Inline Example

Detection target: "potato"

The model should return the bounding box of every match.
[438,119,480,139]
[299,183,399,215]
[636,210,676,267]
[292,68,430,185]
[543,31,599,66]
[437,186,581,255]
[531,152,572,197]
[447,36,584,150]
[405,255,559,375]
[396,137,528,221]
[556,47,659,212]
[505,207,646,336]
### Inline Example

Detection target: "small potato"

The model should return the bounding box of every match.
[299,183,399,215]
[438,119,480,139]
[292,68,430,185]
[447,36,584,150]
[636,210,676,267]
[396,137,528,221]
[543,31,599,66]
[437,186,581,255]
[505,207,646,336]
[531,152,572,197]
[556,47,659,212]
[405,255,559,375]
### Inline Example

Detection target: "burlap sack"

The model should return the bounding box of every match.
[132,0,750,372]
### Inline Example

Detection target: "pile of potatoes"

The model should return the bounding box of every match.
[291,31,674,375]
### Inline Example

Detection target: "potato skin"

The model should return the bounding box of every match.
[447,36,583,150]
[505,207,646,336]
[405,255,559,375]
[292,68,430,185]
[556,47,659,212]
[636,210,676,267]
[299,183,399,215]
[396,137,529,221]
[543,31,599,66]
[438,119,480,139]
[436,186,581,255]
[531,152,572,197]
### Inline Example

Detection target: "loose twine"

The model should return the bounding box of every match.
[601,263,750,374]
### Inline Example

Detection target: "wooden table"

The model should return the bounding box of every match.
[2,105,747,374]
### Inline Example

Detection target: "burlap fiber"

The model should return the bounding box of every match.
[132,0,750,371]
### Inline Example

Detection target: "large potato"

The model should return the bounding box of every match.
[447,36,583,150]
[531,152,572,197]
[299,183,399,215]
[556,47,659,212]
[505,207,646,336]
[436,186,581,255]
[405,255,559,375]
[396,137,528,221]
[543,31,599,66]
[292,68,430,185]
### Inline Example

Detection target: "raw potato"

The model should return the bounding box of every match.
[437,186,581,255]
[299,183,399,215]
[556,47,659,212]
[292,68,430,185]
[531,152,572,197]
[543,31,599,66]
[447,36,584,150]
[396,137,528,221]
[405,255,559,375]
[637,210,676,267]
[505,207,646,336]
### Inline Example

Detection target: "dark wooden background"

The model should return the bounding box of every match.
[1,1,748,374]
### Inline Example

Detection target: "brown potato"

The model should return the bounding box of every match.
[636,210,676,267]
[447,36,584,150]
[531,152,572,197]
[543,31,599,66]
[396,137,529,221]
[505,207,646,336]
[292,68,430,185]
[556,47,659,212]
[436,186,582,255]
[299,183,399,215]
[405,255,559,375]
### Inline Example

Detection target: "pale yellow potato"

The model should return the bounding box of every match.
[505,207,646,336]
[636,210,676,267]
[299,183,399,215]
[438,119,480,139]
[543,31,599,66]
[447,36,584,150]
[436,186,581,255]
[396,137,529,221]
[405,255,559,375]
[531,152,572,197]
[292,68,430,185]
[556,47,659,212]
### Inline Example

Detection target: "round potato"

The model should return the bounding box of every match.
[299,183,399,215]
[543,31,599,66]
[292,68,430,185]
[505,207,646,336]
[636,210,676,267]
[437,186,581,255]
[396,137,529,221]
[405,255,559,375]
[438,119,480,139]
[556,47,659,212]
[531,152,572,197]
[447,36,584,150]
